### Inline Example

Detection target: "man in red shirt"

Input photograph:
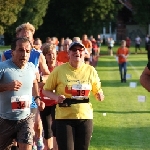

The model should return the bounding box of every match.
[116,40,129,83]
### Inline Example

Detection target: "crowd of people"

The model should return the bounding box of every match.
[0,21,150,150]
[0,22,104,150]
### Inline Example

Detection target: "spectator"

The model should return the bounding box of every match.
[116,40,129,83]
[96,34,103,56]
[145,34,149,51]
[135,35,142,54]
[125,37,131,48]
[108,37,115,56]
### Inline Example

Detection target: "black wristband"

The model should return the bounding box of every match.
[34,96,41,101]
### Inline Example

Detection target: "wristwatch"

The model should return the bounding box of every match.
[34,96,41,101]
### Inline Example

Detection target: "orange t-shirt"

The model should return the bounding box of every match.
[82,40,92,48]
[116,47,129,63]
[57,51,69,63]
[82,40,92,56]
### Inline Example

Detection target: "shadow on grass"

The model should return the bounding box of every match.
[101,79,140,87]
[90,126,150,149]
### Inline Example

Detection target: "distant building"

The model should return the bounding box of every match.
[117,0,149,45]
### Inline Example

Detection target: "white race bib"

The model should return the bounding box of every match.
[11,95,30,112]
[71,84,90,100]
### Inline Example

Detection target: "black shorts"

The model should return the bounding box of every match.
[108,46,112,50]
[135,44,140,49]
[40,105,56,139]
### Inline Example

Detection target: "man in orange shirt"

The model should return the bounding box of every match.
[116,40,129,83]
[57,39,72,63]
[82,34,92,64]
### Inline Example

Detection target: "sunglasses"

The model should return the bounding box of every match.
[70,48,85,52]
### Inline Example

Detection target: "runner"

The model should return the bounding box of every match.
[1,22,50,150]
[42,41,104,150]
[39,44,63,150]
[81,34,92,64]
[57,39,72,63]
[0,37,45,150]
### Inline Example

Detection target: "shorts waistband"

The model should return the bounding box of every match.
[59,98,89,107]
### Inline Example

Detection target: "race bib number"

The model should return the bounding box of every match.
[71,84,90,99]
[11,95,30,112]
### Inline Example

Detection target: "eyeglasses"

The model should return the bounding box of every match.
[70,48,85,52]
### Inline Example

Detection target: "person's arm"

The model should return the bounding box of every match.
[39,53,50,75]
[42,89,65,103]
[91,67,104,101]
[32,78,39,97]
[0,80,22,92]
[140,66,150,92]
[32,78,45,111]
[1,53,6,61]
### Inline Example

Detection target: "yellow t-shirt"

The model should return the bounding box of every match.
[43,62,103,119]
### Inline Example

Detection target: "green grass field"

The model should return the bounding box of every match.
[0,45,150,150]
[89,46,150,150]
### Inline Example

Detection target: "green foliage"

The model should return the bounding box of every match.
[35,0,122,40]
[131,0,150,25]
[13,0,50,30]
[0,0,25,34]
[5,0,50,34]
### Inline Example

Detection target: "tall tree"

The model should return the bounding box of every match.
[3,0,50,44]
[35,0,122,40]
[0,0,25,34]
[130,0,150,26]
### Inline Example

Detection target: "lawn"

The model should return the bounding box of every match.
[0,45,150,150]
[89,46,150,150]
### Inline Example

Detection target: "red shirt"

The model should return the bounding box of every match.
[40,61,63,106]
[126,39,131,47]
[57,51,69,63]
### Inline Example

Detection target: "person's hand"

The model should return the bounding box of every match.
[57,95,66,103]
[35,99,45,111]
[7,80,22,91]
[96,91,104,101]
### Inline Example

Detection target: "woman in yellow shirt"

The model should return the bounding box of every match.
[42,41,104,150]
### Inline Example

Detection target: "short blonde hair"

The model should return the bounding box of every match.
[16,22,35,34]
[121,40,126,45]
[42,44,56,56]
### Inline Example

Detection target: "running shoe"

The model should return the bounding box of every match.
[37,137,44,150]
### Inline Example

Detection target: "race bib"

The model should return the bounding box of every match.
[71,84,90,99]
[11,95,30,112]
